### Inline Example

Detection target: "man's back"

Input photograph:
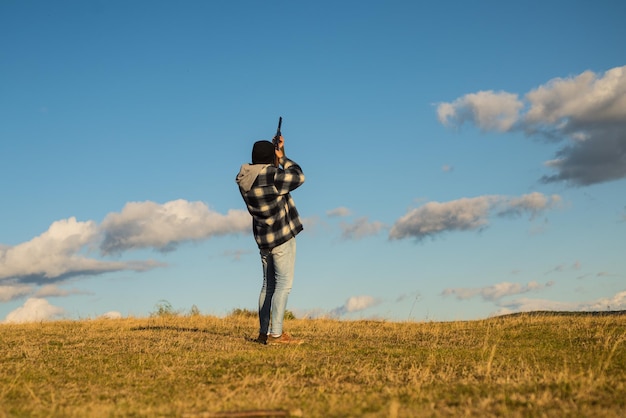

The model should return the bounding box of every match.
[236,157,305,250]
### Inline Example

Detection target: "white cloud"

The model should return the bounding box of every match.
[584,290,626,310]
[0,217,98,280]
[496,192,562,219]
[0,217,159,284]
[4,298,65,323]
[99,311,122,319]
[390,196,496,240]
[345,295,378,312]
[437,90,523,132]
[327,207,352,217]
[330,295,380,317]
[1,199,247,290]
[100,199,251,253]
[438,65,626,186]
[524,67,626,125]
[340,217,386,240]
[442,281,550,302]
[389,193,560,241]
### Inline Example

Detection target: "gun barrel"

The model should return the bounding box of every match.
[274,117,282,149]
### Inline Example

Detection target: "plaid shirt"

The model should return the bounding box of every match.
[236,157,305,250]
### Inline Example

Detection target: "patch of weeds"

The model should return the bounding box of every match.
[150,300,180,317]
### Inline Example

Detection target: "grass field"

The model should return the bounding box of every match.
[1,311,625,417]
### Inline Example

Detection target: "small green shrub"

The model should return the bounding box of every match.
[150,300,179,317]
[229,308,257,318]
[228,308,296,320]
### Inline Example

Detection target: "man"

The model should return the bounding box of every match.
[235,135,305,345]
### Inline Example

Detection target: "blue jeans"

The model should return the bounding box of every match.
[258,237,296,337]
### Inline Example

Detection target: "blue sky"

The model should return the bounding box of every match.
[1,0,625,323]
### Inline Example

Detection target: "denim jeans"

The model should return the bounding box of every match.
[258,237,296,337]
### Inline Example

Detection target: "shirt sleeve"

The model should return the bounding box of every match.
[274,157,305,195]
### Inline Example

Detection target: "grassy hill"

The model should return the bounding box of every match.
[1,312,625,417]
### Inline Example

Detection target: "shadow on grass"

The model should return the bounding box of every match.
[131,325,213,334]
[129,325,264,344]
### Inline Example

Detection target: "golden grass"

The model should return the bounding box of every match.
[0,313,625,417]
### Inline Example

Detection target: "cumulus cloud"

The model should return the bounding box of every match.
[389,192,560,240]
[389,196,495,240]
[100,199,251,253]
[438,90,524,132]
[496,192,562,219]
[442,281,552,302]
[0,217,159,285]
[340,217,386,240]
[0,199,248,300]
[584,290,626,311]
[437,65,626,186]
[524,67,626,126]
[4,298,65,323]
[330,295,380,317]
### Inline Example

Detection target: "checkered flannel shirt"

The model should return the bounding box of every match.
[239,157,305,250]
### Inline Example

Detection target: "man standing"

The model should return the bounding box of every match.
[236,135,305,345]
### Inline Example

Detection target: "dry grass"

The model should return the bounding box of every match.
[0,312,625,417]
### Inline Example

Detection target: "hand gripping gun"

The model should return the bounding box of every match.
[272,116,282,166]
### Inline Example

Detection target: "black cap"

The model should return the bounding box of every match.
[252,140,275,164]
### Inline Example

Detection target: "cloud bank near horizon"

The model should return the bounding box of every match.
[3,298,66,324]
[0,189,565,314]
[437,65,626,186]
[441,279,626,318]
[494,290,626,316]
[6,287,625,323]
